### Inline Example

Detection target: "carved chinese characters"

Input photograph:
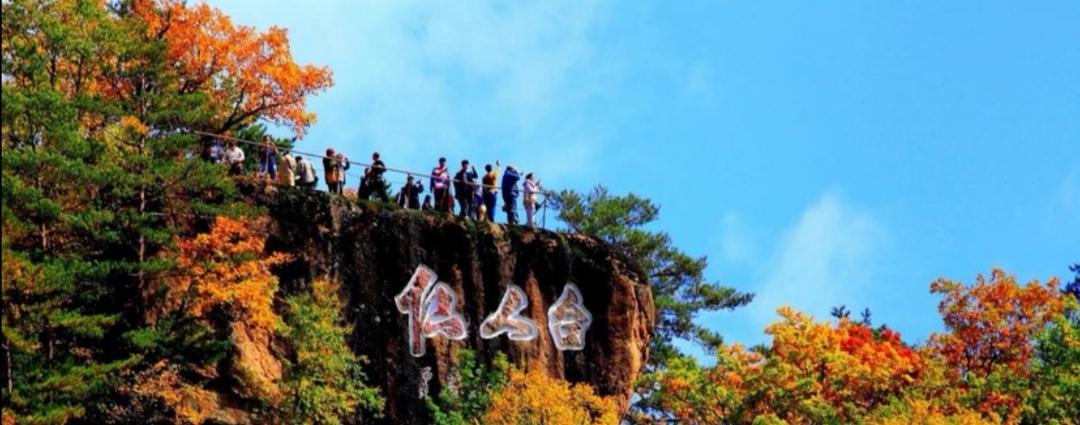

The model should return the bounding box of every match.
[548,283,593,351]
[480,284,539,341]
[397,265,593,357]
[394,266,468,357]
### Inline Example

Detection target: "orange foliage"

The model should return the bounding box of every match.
[867,397,995,425]
[752,307,923,422]
[169,216,287,329]
[929,268,1067,421]
[132,0,333,136]
[485,368,619,425]
[652,345,763,423]
[653,307,923,424]
[126,361,219,424]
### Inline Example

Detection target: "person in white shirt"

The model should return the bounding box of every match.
[295,155,318,188]
[221,141,245,176]
[523,173,542,228]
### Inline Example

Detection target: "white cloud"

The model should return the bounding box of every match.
[715,211,759,266]
[203,0,623,189]
[683,62,712,100]
[747,191,888,328]
[1048,165,1079,228]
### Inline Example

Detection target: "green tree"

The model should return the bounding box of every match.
[426,349,509,425]
[1,1,211,421]
[1,0,327,422]
[550,186,753,420]
[277,279,383,424]
[1023,267,1080,425]
[551,186,753,362]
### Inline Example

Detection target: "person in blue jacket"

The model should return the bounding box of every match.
[500,164,521,224]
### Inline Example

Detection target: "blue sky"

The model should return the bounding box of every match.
[205,0,1079,349]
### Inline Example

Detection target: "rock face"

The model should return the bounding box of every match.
[258,188,655,424]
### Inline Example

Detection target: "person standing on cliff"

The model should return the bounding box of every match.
[222,141,245,176]
[481,161,500,222]
[523,173,542,228]
[454,160,478,219]
[430,157,451,212]
[295,155,318,188]
[396,174,424,209]
[336,152,351,193]
[323,148,341,194]
[501,164,521,225]
[257,135,278,182]
[277,149,297,187]
[369,152,390,202]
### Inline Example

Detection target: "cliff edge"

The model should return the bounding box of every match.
[255,187,655,424]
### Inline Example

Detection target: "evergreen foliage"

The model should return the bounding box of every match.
[426,349,509,425]
[1,1,337,422]
[551,186,754,364]
[277,279,384,424]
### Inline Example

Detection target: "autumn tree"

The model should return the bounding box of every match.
[2,1,211,420]
[130,0,333,137]
[484,367,619,425]
[635,345,761,424]
[168,216,287,328]
[1020,266,1080,425]
[647,307,922,424]
[928,268,1068,423]
[2,0,332,421]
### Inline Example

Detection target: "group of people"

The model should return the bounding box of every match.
[427,157,545,227]
[201,136,546,228]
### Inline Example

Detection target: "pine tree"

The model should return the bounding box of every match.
[0,1,310,421]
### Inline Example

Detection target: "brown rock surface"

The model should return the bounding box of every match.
[255,187,655,424]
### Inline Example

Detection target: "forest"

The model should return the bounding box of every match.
[3,1,1077,424]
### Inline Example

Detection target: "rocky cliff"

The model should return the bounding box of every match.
[254,187,655,424]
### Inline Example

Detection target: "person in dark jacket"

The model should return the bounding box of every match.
[500,164,521,224]
[396,175,424,209]
[453,160,478,219]
[368,152,390,202]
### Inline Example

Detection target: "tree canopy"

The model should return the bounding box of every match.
[552,186,754,365]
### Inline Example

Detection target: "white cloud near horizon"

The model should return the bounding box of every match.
[744,192,888,329]
[1047,165,1079,230]
[716,211,760,267]
[203,0,625,189]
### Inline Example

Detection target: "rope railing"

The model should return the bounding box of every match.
[190,130,552,227]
